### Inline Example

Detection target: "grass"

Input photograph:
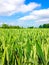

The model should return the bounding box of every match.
[0,28,49,65]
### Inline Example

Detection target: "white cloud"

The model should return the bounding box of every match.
[17,8,49,26]
[0,0,41,16]
[18,15,35,21]
[0,0,49,27]
[31,8,49,17]
[20,3,41,13]
[18,8,49,21]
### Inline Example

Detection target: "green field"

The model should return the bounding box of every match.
[0,29,49,65]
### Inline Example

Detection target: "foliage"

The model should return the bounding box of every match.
[39,24,49,28]
[0,29,49,65]
[27,26,34,28]
[1,23,49,28]
[1,24,23,29]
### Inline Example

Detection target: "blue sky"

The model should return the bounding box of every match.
[0,0,49,27]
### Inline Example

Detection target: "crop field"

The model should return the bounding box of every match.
[0,29,49,65]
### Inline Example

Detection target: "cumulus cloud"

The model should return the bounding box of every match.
[31,8,49,17]
[18,8,49,26]
[0,0,49,27]
[0,0,40,16]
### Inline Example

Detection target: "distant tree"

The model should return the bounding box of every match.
[39,24,49,28]
[1,24,23,29]
[2,24,9,28]
[43,24,46,28]
[28,26,34,28]
[39,25,43,28]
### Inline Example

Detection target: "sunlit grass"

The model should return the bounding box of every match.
[0,29,49,65]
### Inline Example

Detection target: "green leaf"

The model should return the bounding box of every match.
[36,40,45,64]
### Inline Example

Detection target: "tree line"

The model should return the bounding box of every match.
[0,23,49,28]
[0,24,23,29]
[39,24,49,28]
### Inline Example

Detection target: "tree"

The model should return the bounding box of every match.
[28,26,34,28]
[2,24,9,28]
[1,24,23,29]
[39,25,43,28]
[39,24,49,28]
